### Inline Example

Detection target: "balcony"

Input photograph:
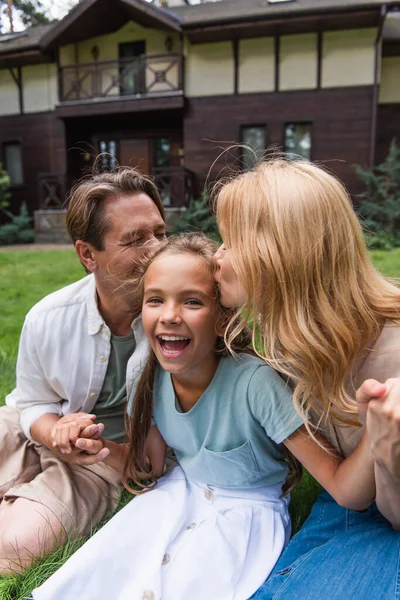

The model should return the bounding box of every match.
[153,167,195,209]
[57,54,183,116]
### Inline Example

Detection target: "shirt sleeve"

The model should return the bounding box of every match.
[6,316,63,440]
[247,364,303,444]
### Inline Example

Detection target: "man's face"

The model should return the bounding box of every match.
[92,193,166,294]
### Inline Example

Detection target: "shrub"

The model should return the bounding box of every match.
[356,139,400,249]
[170,193,220,241]
[0,202,34,246]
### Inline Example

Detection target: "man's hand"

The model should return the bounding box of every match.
[50,412,97,454]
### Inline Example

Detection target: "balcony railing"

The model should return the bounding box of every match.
[153,167,195,208]
[59,54,183,103]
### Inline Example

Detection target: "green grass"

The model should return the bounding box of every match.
[1,248,400,599]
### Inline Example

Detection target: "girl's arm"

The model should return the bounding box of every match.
[283,426,375,511]
[94,426,167,476]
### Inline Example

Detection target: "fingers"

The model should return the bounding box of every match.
[74,438,110,464]
[50,418,98,454]
[356,379,387,406]
[79,423,105,440]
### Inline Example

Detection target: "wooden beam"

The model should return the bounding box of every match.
[274,35,280,92]
[317,31,322,89]
[9,67,23,113]
[233,38,239,95]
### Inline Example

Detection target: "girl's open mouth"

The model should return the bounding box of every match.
[156,335,191,358]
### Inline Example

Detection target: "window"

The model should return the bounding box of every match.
[155,138,171,168]
[240,125,267,170]
[3,142,23,186]
[99,140,118,171]
[284,123,312,161]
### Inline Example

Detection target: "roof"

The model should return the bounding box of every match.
[170,0,394,27]
[40,0,182,49]
[0,0,398,59]
[0,23,53,56]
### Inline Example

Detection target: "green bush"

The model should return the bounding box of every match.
[356,139,400,249]
[0,202,34,246]
[170,193,220,241]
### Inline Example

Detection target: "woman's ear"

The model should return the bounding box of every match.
[75,240,98,273]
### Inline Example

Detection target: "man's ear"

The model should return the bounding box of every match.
[75,240,98,273]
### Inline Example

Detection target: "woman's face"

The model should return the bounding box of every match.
[214,243,247,309]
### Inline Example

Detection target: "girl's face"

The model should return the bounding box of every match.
[142,253,220,385]
[214,243,247,309]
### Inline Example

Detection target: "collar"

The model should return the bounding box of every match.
[86,274,144,337]
[86,274,106,336]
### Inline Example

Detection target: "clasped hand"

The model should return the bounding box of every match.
[356,378,400,479]
[50,412,110,466]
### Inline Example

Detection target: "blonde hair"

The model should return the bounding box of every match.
[215,159,400,431]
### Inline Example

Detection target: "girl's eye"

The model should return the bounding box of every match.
[146,297,163,304]
[185,299,202,306]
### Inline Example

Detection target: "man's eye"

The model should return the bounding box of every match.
[156,233,166,239]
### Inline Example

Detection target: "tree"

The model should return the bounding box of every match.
[356,139,400,249]
[0,0,50,31]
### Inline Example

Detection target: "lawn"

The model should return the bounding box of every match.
[0,247,400,599]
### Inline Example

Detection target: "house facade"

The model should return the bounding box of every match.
[0,0,400,227]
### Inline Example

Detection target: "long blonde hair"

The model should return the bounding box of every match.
[215,159,400,431]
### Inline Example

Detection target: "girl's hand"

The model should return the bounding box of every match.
[355,379,387,425]
[50,413,97,454]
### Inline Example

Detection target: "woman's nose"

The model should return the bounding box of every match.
[214,244,224,261]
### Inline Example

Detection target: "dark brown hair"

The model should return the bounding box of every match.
[66,168,165,250]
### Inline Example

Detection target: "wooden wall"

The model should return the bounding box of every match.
[184,86,375,197]
[0,111,66,213]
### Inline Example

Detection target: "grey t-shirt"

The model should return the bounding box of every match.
[153,353,303,489]
[95,332,136,443]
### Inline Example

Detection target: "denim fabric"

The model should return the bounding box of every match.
[251,491,400,600]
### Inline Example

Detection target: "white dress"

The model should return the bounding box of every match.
[32,466,290,600]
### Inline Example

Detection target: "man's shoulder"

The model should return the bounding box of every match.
[27,274,94,320]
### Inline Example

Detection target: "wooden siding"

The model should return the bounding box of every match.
[184,86,375,197]
[0,111,66,213]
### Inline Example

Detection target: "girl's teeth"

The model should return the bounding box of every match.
[159,336,188,341]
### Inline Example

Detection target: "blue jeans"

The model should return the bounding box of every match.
[251,491,400,600]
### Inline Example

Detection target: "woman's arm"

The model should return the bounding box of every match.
[283,425,375,511]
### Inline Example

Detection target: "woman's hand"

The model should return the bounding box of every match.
[355,379,387,425]
[364,379,400,479]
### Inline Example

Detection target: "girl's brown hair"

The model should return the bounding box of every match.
[215,158,400,438]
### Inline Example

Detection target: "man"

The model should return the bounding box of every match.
[0,168,166,573]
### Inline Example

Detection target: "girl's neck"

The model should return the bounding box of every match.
[172,355,221,413]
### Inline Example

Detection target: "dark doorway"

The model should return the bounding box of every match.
[119,41,146,95]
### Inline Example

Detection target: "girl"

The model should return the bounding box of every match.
[33,233,376,600]
[213,159,400,600]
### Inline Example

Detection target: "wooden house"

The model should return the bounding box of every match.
[0,0,399,237]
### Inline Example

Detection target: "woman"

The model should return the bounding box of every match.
[214,158,400,600]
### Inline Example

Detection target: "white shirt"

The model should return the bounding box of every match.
[6,274,149,440]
